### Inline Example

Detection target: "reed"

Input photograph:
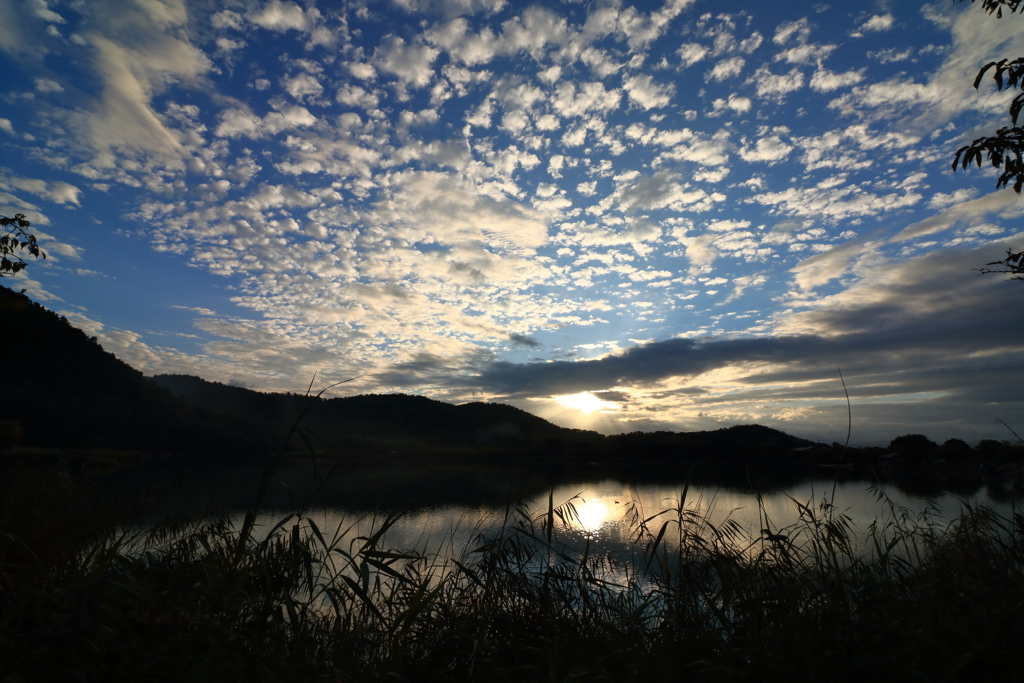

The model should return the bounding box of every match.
[2,457,1023,683]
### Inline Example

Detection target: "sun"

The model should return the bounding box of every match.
[554,392,621,414]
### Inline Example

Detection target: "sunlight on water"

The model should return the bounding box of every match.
[574,498,611,533]
[241,477,1014,567]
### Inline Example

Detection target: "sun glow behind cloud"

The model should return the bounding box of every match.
[554,392,623,414]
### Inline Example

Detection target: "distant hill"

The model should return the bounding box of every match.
[606,425,815,461]
[150,374,602,456]
[1,285,818,462]
[0,286,274,456]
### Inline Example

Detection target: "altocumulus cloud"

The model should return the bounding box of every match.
[369,241,1024,443]
[1,0,1023,443]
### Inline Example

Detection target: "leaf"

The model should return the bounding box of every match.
[341,574,385,623]
[451,559,484,588]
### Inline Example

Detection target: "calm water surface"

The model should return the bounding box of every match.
[297,477,1017,561]
[108,457,1020,560]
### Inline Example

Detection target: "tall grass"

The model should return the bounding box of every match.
[2,458,1022,683]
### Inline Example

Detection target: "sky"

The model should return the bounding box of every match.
[1,0,1022,446]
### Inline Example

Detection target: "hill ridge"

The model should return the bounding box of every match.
[2,286,815,461]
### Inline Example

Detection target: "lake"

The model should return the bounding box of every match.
[9,453,1019,683]
[103,455,1021,563]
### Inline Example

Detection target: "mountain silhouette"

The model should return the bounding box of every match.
[150,373,599,456]
[0,286,273,456]
[1,285,816,461]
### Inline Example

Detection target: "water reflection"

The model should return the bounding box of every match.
[219,475,1015,570]
[103,457,1017,562]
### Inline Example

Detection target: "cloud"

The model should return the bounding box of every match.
[788,234,880,291]
[738,134,793,163]
[859,14,894,33]
[593,390,630,402]
[624,123,732,166]
[556,216,663,253]
[784,187,1022,292]
[790,124,919,172]
[612,0,696,51]
[34,77,63,92]
[170,305,217,316]
[677,232,719,274]
[370,170,549,251]
[464,336,832,397]
[427,1,695,72]
[67,0,213,163]
[623,74,673,109]
[347,61,377,80]
[774,43,836,65]
[508,332,541,347]
[0,172,81,205]
[773,18,810,46]
[779,239,1024,353]
[828,5,1024,126]
[891,191,1024,242]
[251,1,316,32]
[215,103,316,138]
[0,192,42,223]
[678,42,708,67]
[249,0,335,47]
[363,240,1024,442]
[4,0,1021,445]
[810,68,864,92]
[927,188,978,210]
[711,94,752,115]
[750,65,805,99]
[392,0,508,17]
[426,6,569,66]
[551,81,622,117]
[751,176,922,223]
[706,56,745,82]
[336,83,380,109]
[29,0,67,24]
[724,273,768,302]
[867,48,913,64]
[375,35,440,90]
[211,10,244,30]
[616,170,718,212]
[44,241,81,259]
[284,72,323,101]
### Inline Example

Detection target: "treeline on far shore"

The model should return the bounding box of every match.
[798,432,1024,467]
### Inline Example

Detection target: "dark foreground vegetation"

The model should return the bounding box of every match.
[2,459,1022,683]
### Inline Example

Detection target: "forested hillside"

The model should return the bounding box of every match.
[0,286,272,456]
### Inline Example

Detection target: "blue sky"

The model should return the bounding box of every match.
[1,0,1022,445]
